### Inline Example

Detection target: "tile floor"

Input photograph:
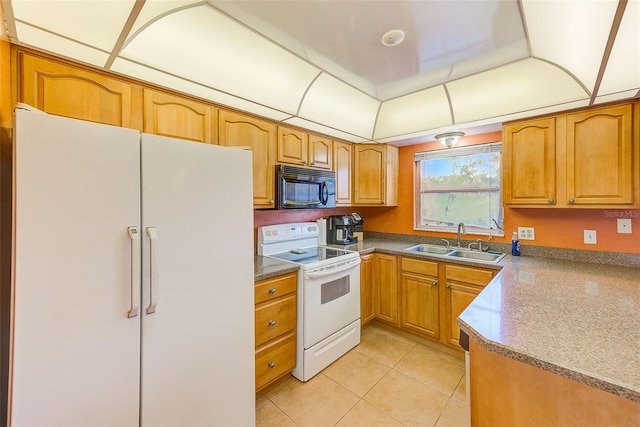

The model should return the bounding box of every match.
[256,325,469,427]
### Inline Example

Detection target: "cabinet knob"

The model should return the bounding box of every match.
[548,198,554,204]
[268,320,276,327]
[301,161,307,165]
[568,198,575,204]
[269,288,277,294]
[381,200,385,204]
[310,162,315,166]
[445,283,451,289]
[268,361,275,369]
[268,199,274,204]
[431,280,438,287]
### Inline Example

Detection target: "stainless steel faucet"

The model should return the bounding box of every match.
[457,222,466,247]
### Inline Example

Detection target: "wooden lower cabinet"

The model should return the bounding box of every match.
[443,264,494,347]
[400,258,440,339]
[360,254,374,325]
[373,253,398,325]
[254,272,297,392]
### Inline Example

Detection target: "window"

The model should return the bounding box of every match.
[415,143,503,236]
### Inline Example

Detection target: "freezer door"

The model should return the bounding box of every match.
[140,134,255,426]
[11,110,141,426]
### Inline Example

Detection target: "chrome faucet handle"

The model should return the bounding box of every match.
[468,241,480,251]
[440,239,450,247]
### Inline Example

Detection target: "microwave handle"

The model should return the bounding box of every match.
[285,199,322,206]
[320,181,329,205]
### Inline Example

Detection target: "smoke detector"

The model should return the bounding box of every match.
[381,29,405,47]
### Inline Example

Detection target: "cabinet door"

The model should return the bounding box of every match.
[360,254,374,325]
[308,134,332,169]
[401,272,439,339]
[333,141,352,205]
[143,88,215,144]
[18,52,137,129]
[443,264,493,347]
[443,281,482,347]
[277,125,307,166]
[353,144,385,205]
[566,104,635,206]
[218,110,276,208]
[503,117,556,206]
[373,254,398,325]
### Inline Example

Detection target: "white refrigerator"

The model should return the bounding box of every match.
[9,109,255,426]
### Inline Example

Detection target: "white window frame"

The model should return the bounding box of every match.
[414,142,503,237]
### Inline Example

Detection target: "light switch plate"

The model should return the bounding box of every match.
[617,218,632,234]
[584,230,597,244]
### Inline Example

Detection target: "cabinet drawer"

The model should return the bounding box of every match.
[401,257,438,276]
[445,264,494,286]
[255,332,296,391]
[255,272,297,304]
[255,294,296,347]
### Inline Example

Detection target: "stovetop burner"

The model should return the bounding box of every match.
[269,246,353,265]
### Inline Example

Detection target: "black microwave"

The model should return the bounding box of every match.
[276,165,336,209]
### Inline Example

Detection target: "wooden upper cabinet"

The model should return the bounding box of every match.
[503,117,557,206]
[333,141,352,205]
[218,109,277,208]
[503,101,639,208]
[18,52,138,129]
[308,134,332,169]
[566,104,636,206]
[353,144,398,206]
[277,126,333,169]
[277,126,307,165]
[143,88,216,144]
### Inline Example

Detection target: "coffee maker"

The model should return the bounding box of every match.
[327,214,361,245]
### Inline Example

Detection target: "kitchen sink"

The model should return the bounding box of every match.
[404,244,506,263]
[446,250,506,263]
[404,244,454,255]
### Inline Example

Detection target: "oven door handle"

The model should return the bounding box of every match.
[306,261,360,279]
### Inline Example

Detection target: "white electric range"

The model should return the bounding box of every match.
[258,222,361,381]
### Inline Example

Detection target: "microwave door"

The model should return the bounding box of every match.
[283,178,322,207]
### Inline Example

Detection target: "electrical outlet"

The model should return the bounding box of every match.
[617,218,632,234]
[518,227,535,240]
[584,230,597,245]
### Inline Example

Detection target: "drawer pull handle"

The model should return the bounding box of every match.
[269,288,277,294]
[268,361,275,369]
[268,320,276,327]
[568,198,575,204]
[548,198,554,204]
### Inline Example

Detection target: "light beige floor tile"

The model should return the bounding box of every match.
[264,376,300,400]
[434,398,470,427]
[355,326,416,367]
[271,373,359,427]
[256,400,298,427]
[323,349,392,397]
[364,369,449,427]
[452,374,467,403]
[395,343,465,396]
[336,400,404,427]
[256,394,271,411]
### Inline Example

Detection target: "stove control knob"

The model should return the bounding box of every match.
[266,230,272,237]
[273,229,278,236]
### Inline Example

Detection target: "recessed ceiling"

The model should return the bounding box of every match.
[3,0,639,146]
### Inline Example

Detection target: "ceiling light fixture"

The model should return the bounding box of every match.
[435,131,465,148]
[381,29,405,47]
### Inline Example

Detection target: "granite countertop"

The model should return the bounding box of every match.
[254,236,640,403]
[254,255,299,281]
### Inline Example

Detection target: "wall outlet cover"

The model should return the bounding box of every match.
[518,227,535,240]
[584,230,597,245]
[617,218,632,234]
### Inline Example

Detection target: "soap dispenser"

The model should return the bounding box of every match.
[511,231,521,256]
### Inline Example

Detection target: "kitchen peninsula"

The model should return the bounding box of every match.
[258,237,640,426]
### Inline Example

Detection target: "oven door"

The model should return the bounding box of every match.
[302,257,361,348]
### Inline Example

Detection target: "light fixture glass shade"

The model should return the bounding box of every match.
[435,131,465,147]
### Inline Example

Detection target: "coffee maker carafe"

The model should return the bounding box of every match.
[327,215,357,245]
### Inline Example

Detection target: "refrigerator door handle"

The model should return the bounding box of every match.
[127,227,140,318]
[146,227,158,314]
